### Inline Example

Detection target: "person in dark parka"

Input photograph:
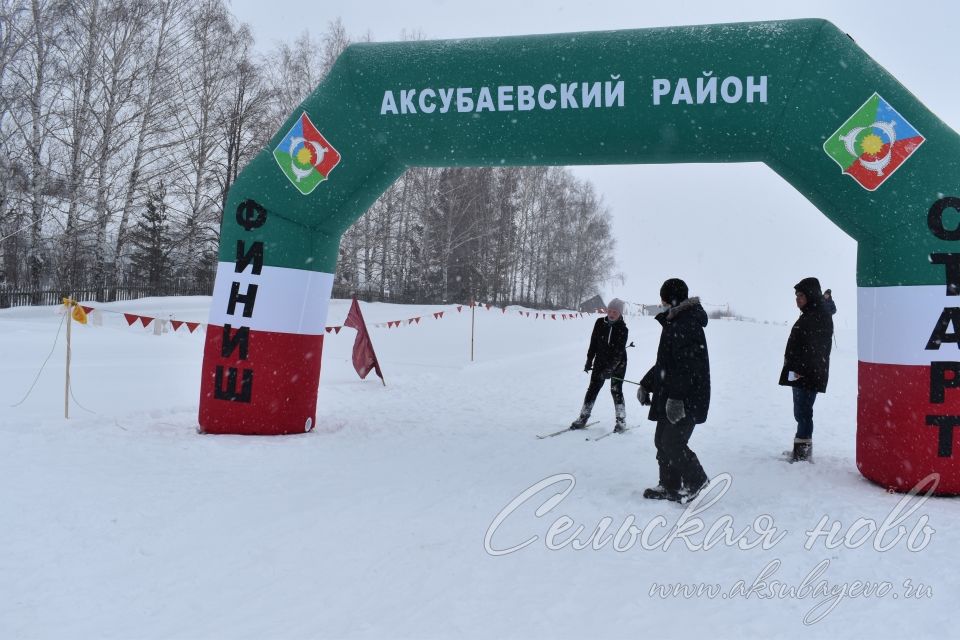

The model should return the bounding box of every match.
[823,289,837,315]
[779,277,834,462]
[637,279,710,502]
[570,298,629,432]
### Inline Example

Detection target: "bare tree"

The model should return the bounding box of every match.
[0,8,617,308]
[52,0,102,289]
[88,0,156,287]
[5,0,66,293]
[218,22,270,216]
[112,0,189,283]
[262,18,351,129]
[168,0,236,283]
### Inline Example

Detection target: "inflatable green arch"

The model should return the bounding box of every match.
[198,18,960,494]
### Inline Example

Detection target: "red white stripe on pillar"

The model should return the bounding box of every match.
[199,262,334,435]
[857,285,960,494]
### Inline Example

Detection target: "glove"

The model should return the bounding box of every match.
[665,398,686,424]
[584,360,592,372]
[637,385,651,406]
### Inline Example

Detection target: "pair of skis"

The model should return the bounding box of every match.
[536,422,632,441]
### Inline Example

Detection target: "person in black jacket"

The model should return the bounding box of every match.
[570,298,629,432]
[637,279,710,503]
[823,289,837,315]
[779,277,834,462]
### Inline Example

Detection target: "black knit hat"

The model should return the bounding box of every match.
[660,278,689,306]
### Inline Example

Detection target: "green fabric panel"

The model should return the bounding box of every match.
[220,18,960,285]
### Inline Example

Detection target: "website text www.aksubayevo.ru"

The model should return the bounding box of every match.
[649,558,933,624]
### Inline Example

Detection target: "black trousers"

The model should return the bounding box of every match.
[654,417,707,493]
[583,367,625,406]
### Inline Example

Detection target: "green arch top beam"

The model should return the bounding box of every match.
[225,18,960,286]
[202,19,960,496]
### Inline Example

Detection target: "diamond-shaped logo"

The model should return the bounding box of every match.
[823,93,924,191]
[273,112,341,195]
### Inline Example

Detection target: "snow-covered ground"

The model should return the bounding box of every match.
[1,297,957,639]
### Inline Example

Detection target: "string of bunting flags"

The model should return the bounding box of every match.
[60,301,206,335]
[61,300,603,337]
[326,302,599,333]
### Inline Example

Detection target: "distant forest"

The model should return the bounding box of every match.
[0,0,617,308]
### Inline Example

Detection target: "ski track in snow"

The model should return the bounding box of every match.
[1,297,958,639]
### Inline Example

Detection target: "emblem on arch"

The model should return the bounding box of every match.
[273,112,342,195]
[823,93,924,191]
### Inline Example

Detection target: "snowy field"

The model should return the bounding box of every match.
[1,297,958,639]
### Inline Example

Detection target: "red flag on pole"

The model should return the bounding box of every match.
[344,298,385,384]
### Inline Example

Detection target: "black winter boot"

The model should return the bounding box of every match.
[570,402,593,429]
[678,478,709,504]
[613,403,627,433]
[790,438,813,463]
[643,485,680,500]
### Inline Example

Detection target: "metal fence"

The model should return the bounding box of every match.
[0,281,214,309]
[2,280,578,311]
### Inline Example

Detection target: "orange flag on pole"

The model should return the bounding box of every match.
[62,298,88,324]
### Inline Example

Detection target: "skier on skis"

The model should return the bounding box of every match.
[569,298,629,433]
[779,277,834,463]
[636,278,710,503]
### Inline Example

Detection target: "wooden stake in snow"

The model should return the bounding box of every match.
[64,298,72,419]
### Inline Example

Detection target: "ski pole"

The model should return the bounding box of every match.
[612,376,643,386]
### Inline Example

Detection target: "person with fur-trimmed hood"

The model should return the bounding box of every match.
[569,298,629,433]
[637,279,711,503]
[779,277,834,463]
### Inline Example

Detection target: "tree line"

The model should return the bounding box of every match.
[0,0,617,309]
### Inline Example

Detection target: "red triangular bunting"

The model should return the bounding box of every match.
[81,305,94,315]
[124,313,138,326]
[502,307,507,314]
[170,320,184,331]
[457,306,463,312]
[434,311,445,319]
[139,316,153,328]
[325,326,334,333]
[335,326,342,334]
[485,304,491,310]
[186,322,199,333]
[551,314,557,320]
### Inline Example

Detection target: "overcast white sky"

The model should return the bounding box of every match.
[229,0,960,323]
